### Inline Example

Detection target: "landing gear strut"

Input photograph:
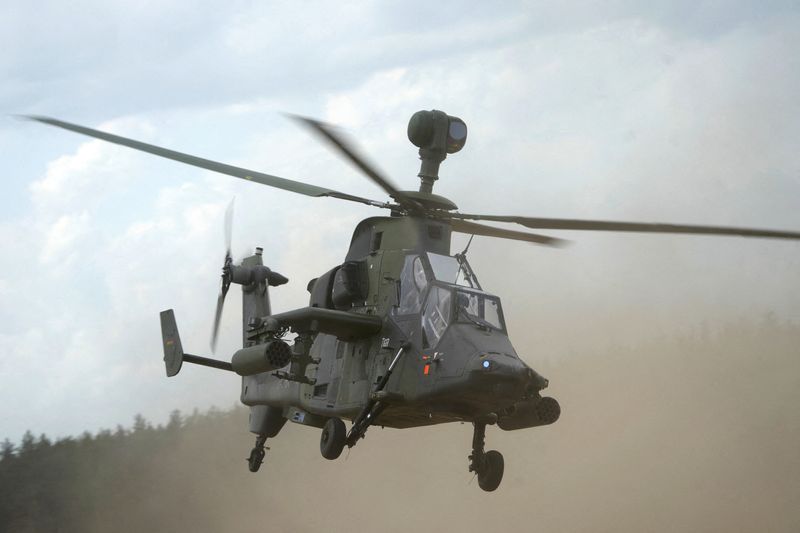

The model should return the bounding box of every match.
[346,344,408,449]
[469,421,504,492]
[247,434,268,472]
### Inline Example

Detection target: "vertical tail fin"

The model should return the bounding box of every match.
[238,248,288,346]
[160,309,184,377]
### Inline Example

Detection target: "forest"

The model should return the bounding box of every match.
[1,318,798,533]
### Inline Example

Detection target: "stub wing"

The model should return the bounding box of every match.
[269,307,384,339]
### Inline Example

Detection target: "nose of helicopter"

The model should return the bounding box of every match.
[468,353,548,400]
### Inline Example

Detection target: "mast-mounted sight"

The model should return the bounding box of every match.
[407,110,467,193]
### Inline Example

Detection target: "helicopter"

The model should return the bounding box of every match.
[24,111,800,492]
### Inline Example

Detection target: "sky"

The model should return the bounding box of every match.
[1,0,799,441]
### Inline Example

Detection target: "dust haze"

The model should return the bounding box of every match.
[175,320,800,533]
[4,312,797,532]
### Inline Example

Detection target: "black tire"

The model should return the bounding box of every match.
[477,450,504,492]
[248,447,265,473]
[320,417,347,460]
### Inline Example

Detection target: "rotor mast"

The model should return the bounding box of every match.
[417,148,444,193]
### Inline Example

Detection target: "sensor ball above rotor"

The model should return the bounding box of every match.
[407,110,467,193]
[407,109,467,154]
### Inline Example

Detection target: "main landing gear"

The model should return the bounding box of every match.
[469,420,504,492]
[247,434,268,472]
[319,345,408,461]
[315,415,505,492]
[320,417,347,460]
[317,415,505,492]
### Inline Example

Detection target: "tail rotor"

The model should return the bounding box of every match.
[211,198,235,353]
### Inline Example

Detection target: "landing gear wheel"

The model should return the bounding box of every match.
[469,421,505,492]
[248,447,266,472]
[247,434,267,473]
[320,417,346,460]
[477,450,504,492]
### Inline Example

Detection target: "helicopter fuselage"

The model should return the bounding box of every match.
[239,215,553,431]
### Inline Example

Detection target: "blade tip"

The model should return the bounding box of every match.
[12,114,42,122]
[284,112,314,127]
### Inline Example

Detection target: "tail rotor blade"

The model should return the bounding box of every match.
[211,199,235,353]
[210,289,226,353]
[224,198,235,257]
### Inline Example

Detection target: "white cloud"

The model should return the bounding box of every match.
[28,117,154,214]
[30,140,105,202]
[39,211,91,265]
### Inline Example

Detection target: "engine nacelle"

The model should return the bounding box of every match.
[230,264,288,287]
[231,340,292,376]
[497,396,561,431]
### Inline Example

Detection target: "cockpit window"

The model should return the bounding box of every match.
[456,290,505,331]
[398,255,427,314]
[427,253,475,288]
[422,286,452,348]
[413,256,427,292]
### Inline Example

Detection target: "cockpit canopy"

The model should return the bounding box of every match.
[395,252,506,349]
[397,252,476,314]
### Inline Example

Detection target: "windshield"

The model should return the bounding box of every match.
[397,255,427,314]
[427,253,476,288]
[397,253,475,316]
[421,286,452,348]
[455,290,505,331]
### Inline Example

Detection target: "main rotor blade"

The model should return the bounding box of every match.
[289,115,421,210]
[22,115,389,208]
[450,219,568,247]
[452,214,800,241]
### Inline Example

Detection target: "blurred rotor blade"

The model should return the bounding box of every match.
[224,198,234,256]
[289,114,422,210]
[21,115,389,209]
[451,214,800,241]
[450,219,568,247]
[210,288,226,353]
[211,200,235,354]
[210,256,233,353]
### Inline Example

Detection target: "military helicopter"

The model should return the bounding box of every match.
[24,111,800,492]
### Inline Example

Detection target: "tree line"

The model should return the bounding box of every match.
[0,406,249,533]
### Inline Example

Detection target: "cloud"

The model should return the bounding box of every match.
[28,117,154,213]
[39,211,91,265]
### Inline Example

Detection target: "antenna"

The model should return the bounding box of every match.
[461,234,475,256]
[454,234,481,289]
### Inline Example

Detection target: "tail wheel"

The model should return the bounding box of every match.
[477,450,504,492]
[320,417,347,460]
